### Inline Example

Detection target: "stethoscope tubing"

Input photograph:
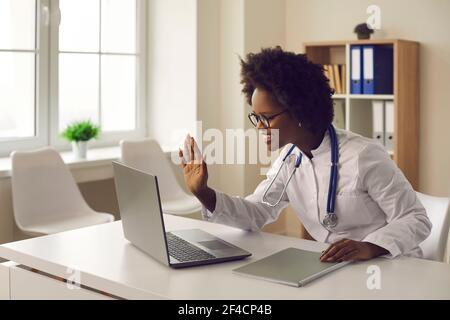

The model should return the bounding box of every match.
[261,125,339,224]
[326,125,339,215]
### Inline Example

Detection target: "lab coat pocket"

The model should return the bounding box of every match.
[319,191,374,231]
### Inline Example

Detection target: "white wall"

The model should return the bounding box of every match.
[243,0,286,195]
[196,0,221,190]
[195,0,287,196]
[147,0,197,150]
[217,0,246,196]
[148,0,450,196]
[285,0,450,196]
[196,0,286,196]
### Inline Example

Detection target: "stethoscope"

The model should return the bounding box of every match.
[262,125,339,230]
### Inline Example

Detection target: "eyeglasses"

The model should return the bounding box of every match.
[248,110,288,128]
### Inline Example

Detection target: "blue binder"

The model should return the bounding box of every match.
[362,45,394,94]
[350,45,363,94]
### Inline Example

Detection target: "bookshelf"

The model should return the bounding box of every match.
[304,39,420,189]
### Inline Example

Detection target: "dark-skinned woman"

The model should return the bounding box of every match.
[179,47,431,263]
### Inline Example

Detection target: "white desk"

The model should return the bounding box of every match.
[1,215,450,300]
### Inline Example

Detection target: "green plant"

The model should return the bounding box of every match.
[60,120,100,142]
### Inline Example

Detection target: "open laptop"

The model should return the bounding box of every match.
[112,161,251,268]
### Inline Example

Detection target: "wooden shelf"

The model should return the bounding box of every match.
[333,94,395,100]
[349,94,394,100]
[305,39,420,189]
[304,39,417,47]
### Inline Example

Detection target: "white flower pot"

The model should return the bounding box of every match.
[72,141,88,159]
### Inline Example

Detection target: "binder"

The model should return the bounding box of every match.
[372,100,385,145]
[323,65,330,83]
[341,64,346,94]
[233,248,351,287]
[333,64,342,94]
[384,101,394,151]
[350,45,363,94]
[362,45,394,94]
[328,64,336,92]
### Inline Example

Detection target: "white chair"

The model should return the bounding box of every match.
[11,148,114,236]
[120,138,202,215]
[417,191,450,262]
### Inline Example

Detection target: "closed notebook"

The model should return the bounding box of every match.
[233,248,351,287]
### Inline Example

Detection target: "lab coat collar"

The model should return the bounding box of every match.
[310,129,331,158]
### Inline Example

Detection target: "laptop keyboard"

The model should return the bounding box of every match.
[166,232,216,262]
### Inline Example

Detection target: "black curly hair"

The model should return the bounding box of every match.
[240,46,334,135]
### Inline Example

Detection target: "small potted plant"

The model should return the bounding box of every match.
[61,120,100,159]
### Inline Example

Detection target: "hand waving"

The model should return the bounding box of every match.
[179,135,208,196]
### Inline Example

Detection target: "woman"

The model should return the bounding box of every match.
[179,47,431,263]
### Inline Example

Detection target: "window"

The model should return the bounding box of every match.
[0,0,48,155]
[0,0,146,156]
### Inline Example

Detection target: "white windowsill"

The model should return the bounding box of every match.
[0,146,121,180]
[0,145,177,180]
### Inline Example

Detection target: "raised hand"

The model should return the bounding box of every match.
[179,135,208,196]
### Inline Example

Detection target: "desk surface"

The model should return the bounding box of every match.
[1,215,450,300]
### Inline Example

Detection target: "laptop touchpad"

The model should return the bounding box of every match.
[198,240,230,250]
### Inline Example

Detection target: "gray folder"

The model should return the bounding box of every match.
[232,248,351,287]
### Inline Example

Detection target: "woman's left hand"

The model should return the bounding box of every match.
[320,239,389,262]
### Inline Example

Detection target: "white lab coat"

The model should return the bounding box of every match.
[202,129,432,258]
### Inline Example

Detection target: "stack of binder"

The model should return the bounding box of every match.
[372,100,394,152]
[351,45,393,94]
[323,64,346,94]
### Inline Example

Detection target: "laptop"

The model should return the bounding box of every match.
[112,161,252,268]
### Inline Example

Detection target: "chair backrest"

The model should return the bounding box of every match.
[120,139,186,201]
[11,148,91,229]
[417,191,450,262]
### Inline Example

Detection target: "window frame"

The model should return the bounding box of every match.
[49,0,147,150]
[0,0,49,157]
[0,0,147,157]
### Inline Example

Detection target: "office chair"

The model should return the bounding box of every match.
[120,138,202,216]
[11,148,114,236]
[417,191,450,262]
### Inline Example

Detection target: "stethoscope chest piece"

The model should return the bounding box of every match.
[323,213,338,228]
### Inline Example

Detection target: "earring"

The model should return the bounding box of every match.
[298,122,302,127]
